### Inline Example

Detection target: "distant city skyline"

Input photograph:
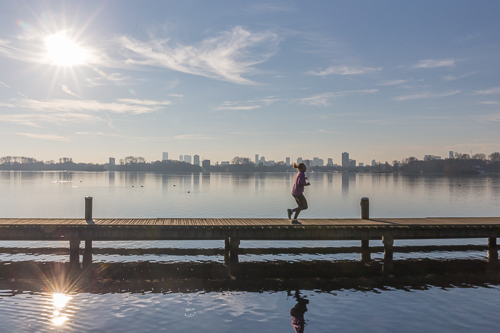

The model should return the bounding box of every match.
[91,148,492,167]
[1,2,499,164]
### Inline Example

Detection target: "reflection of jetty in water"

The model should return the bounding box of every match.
[0,245,499,295]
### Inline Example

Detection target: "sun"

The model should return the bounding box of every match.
[45,31,88,66]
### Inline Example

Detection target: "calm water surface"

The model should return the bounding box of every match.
[0,171,499,332]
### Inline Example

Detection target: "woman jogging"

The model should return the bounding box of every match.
[287,162,310,224]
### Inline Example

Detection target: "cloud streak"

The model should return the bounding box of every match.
[119,26,279,84]
[412,59,455,68]
[60,84,80,98]
[2,98,171,115]
[474,87,500,95]
[299,89,378,106]
[394,90,461,101]
[378,80,407,86]
[308,65,382,76]
[75,132,216,141]
[216,97,279,110]
[442,71,477,81]
[0,113,102,127]
[16,132,70,141]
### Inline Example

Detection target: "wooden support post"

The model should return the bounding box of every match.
[85,196,93,222]
[487,238,498,268]
[361,239,370,262]
[83,240,92,267]
[224,237,240,264]
[382,236,394,274]
[360,197,369,220]
[69,238,80,268]
[487,248,498,265]
[224,237,230,264]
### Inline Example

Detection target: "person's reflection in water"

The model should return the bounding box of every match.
[289,291,309,333]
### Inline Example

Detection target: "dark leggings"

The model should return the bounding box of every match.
[292,194,308,219]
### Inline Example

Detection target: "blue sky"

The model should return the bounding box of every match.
[0,1,499,165]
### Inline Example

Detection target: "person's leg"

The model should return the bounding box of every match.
[293,194,307,220]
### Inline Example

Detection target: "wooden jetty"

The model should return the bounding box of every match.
[0,197,499,273]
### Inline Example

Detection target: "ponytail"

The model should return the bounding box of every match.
[293,162,305,170]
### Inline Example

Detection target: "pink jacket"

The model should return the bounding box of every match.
[291,172,307,196]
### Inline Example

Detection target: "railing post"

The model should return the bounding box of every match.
[85,196,93,221]
[360,197,369,219]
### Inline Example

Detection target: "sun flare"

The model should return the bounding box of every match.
[45,32,88,66]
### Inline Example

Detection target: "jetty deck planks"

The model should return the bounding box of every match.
[0,217,499,226]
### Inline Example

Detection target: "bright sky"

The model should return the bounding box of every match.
[0,1,499,165]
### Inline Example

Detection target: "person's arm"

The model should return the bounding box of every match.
[298,173,310,186]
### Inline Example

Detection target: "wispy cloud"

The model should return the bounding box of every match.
[442,71,477,81]
[15,133,70,141]
[216,97,279,110]
[0,81,9,88]
[75,132,216,141]
[116,98,171,106]
[457,33,482,43]
[217,105,261,110]
[119,26,279,84]
[85,73,136,87]
[2,98,171,115]
[168,93,183,98]
[474,113,500,122]
[299,89,378,106]
[0,39,19,59]
[60,84,80,98]
[412,59,455,69]
[308,65,382,76]
[393,90,461,101]
[0,113,102,127]
[378,80,407,86]
[478,101,499,105]
[474,87,500,95]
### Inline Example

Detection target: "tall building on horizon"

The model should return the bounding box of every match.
[449,151,454,159]
[202,159,210,171]
[327,158,333,166]
[342,152,349,168]
[162,152,168,161]
[193,155,200,166]
[255,154,259,164]
[285,157,290,166]
[179,155,183,162]
[184,155,192,164]
[297,157,302,164]
[109,157,115,165]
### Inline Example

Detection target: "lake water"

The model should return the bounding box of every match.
[0,171,499,332]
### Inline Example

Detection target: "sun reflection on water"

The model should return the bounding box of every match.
[51,293,72,326]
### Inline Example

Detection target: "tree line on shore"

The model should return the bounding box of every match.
[0,152,499,174]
